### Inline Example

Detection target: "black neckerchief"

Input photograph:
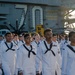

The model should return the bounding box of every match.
[5,42,15,52]
[14,41,18,45]
[67,45,75,53]
[23,44,36,58]
[35,41,40,46]
[44,41,55,56]
[21,40,24,44]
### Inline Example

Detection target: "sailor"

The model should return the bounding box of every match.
[17,33,36,75]
[52,34,62,75]
[52,34,60,47]
[13,34,19,46]
[62,31,75,75]
[0,32,17,75]
[59,34,69,55]
[31,32,36,42]
[31,33,40,50]
[31,33,42,75]
[52,34,62,63]
[36,28,61,75]
[18,34,25,48]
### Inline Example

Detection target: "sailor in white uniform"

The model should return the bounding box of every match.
[31,33,40,49]
[13,34,19,47]
[17,33,36,75]
[59,34,69,55]
[0,32,17,75]
[31,33,42,75]
[52,34,62,75]
[15,34,25,75]
[36,29,61,75]
[62,31,75,75]
[18,34,25,48]
[52,34,62,68]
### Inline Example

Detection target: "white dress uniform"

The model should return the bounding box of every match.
[31,40,42,74]
[52,41,62,67]
[13,40,19,46]
[36,40,62,75]
[0,69,2,75]
[17,43,37,75]
[31,41,40,49]
[18,40,25,48]
[52,41,62,75]
[0,41,17,75]
[62,44,75,75]
[60,39,70,55]
[0,40,3,44]
[15,40,25,75]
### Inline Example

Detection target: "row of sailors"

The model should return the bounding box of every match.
[0,28,74,75]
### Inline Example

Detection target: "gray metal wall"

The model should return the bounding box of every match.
[0,0,61,6]
[0,2,64,33]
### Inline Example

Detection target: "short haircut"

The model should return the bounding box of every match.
[19,34,23,37]
[34,33,39,36]
[14,34,18,37]
[69,31,75,39]
[44,28,52,35]
[31,32,37,37]
[61,34,65,37]
[24,33,30,39]
[5,32,12,36]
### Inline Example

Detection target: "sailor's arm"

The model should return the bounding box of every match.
[36,45,42,75]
